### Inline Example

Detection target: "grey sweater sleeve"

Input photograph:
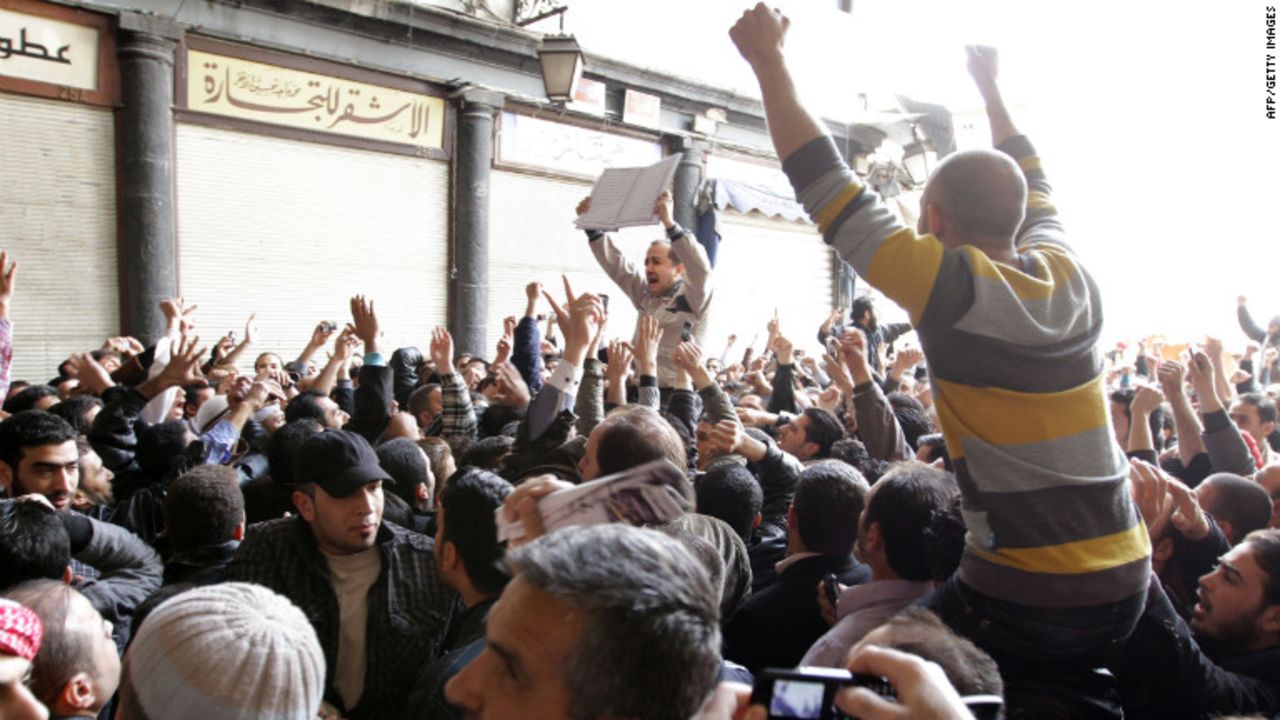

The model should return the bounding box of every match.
[697,382,737,427]
[1201,409,1256,475]
[575,358,606,438]
[853,380,913,462]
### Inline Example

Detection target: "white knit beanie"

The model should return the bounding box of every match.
[124,582,326,720]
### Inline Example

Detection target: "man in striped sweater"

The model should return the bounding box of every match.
[730,2,1150,678]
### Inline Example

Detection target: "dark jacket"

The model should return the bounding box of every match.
[346,362,394,445]
[62,512,163,650]
[1116,579,1280,719]
[131,540,240,635]
[390,347,424,409]
[513,316,544,394]
[225,518,456,720]
[723,552,870,675]
[400,596,497,720]
[747,444,803,592]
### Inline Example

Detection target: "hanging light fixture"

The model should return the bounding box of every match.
[538,34,584,105]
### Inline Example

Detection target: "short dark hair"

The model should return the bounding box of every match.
[267,419,323,486]
[438,468,513,596]
[408,384,441,419]
[801,408,843,459]
[829,438,889,484]
[1239,392,1278,424]
[136,420,191,478]
[478,404,522,439]
[420,437,454,490]
[182,381,212,407]
[595,407,688,476]
[164,465,244,551]
[863,462,959,581]
[1199,473,1272,543]
[915,433,952,472]
[0,411,78,473]
[0,500,70,587]
[3,385,60,414]
[47,396,104,435]
[285,391,330,425]
[923,494,966,583]
[376,437,430,505]
[2,580,92,707]
[509,525,720,720]
[793,461,869,555]
[695,464,762,542]
[887,393,932,451]
[458,435,514,471]
[876,607,1004,697]
[1244,528,1280,606]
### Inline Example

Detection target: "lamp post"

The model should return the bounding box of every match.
[537,34,583,104]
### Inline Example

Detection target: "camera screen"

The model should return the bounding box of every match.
[770,679,826,719]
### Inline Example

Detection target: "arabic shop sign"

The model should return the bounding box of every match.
[187,50,445,150]
[0,9,99,90]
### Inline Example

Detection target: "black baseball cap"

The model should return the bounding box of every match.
[295,430,392,498]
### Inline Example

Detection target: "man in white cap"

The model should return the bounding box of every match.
[114,582,324,720]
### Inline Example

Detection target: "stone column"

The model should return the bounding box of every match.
[116,13,182,344]
[449,88,504,356]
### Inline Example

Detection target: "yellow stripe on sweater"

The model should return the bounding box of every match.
[1027,191,1056,213]
[970,522,1151,575]
[1018,156,1042,172]
[864,228,945,323]
[815,183,866,234]
[935,373,1109,454]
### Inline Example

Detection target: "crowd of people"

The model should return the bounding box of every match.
[2,4,1280,720]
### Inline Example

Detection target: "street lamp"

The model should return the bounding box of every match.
[538,34,584,104]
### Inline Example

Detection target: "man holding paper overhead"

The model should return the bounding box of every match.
[576,190,714,390]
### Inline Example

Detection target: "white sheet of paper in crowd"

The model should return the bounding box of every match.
[495,459,694,543]
[574,155,681,231]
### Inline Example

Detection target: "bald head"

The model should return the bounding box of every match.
[921,149,1027,250]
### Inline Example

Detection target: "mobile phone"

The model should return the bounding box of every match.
[750,667,894,720]
[227,331,236,343]
[822,573,840,607]
[599,293,610,313]
[681,321,693,343]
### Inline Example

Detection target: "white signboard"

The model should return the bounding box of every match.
[497,111,662,179]
[0,9,99,90]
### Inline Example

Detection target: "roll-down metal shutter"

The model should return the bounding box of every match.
[175,124,449,365]
[0,92,117,381]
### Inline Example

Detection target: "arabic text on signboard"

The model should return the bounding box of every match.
[187,50,445,150]
[0,9,99,90]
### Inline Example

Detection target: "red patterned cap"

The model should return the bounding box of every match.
[0,599,43,661]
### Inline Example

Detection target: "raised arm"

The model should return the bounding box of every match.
[0,252,16,400]
[967,45,1018,146]
[967,45,1064,248]
[658,191,713,313]
[579,196,648,307]
[729,5,827,163]
[430,326,477,441]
